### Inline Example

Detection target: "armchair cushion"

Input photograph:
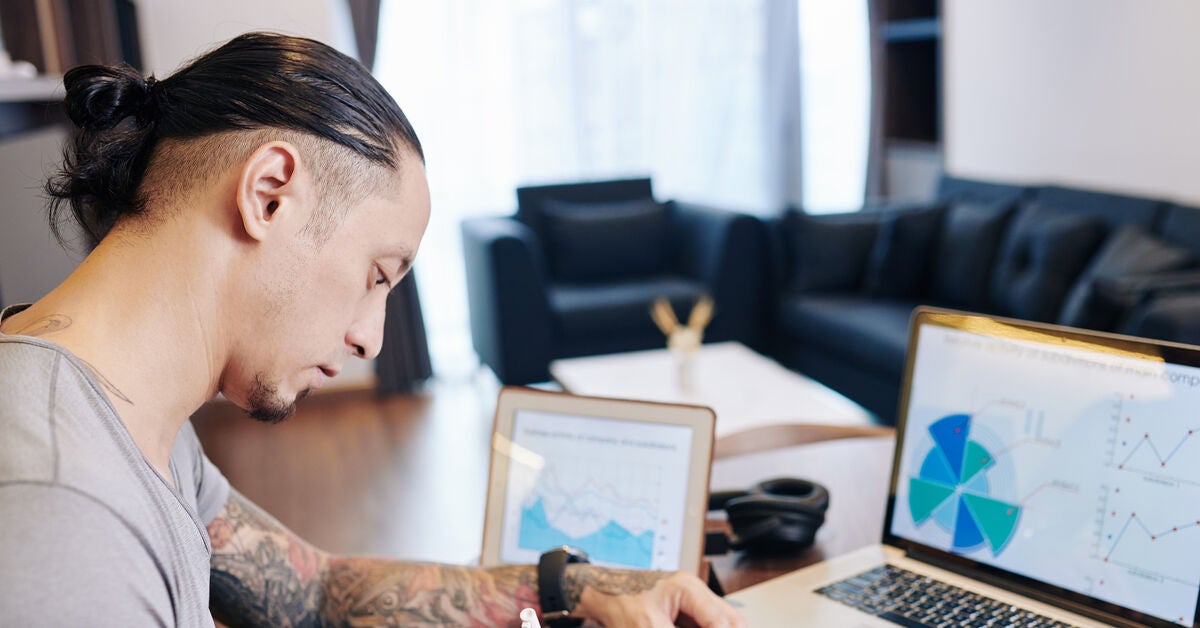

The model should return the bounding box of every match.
[549,277,705,341]
[1058,226,1194,330]
[542,198,672,282]
[864,203,946,298]
[930,199,1016,310]
[785,211,880,293]
[990,203,1106,322]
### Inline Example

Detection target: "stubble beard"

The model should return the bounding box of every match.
[245,372,310,424]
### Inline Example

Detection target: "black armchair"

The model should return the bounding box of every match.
[462,178,766,384]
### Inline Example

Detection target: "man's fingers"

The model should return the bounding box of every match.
[671,574,746,628]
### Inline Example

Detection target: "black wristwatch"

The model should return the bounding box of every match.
[537,546,590,627]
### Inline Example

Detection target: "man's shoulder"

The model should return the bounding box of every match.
[0,336,71,390]
[0,337,135,494]
[0,336,102,407]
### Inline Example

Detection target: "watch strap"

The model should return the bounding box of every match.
[537,546,589,627]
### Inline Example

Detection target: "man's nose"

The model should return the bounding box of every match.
[346,300,386,360]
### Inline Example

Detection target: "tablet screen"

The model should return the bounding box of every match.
[497,409,695,570]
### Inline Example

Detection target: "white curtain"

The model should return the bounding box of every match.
[798,0,871,213]
[375,0,866,375]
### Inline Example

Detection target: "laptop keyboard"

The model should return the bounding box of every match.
[815,565,1077,627]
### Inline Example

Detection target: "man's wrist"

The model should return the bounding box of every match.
[561,563,591,614]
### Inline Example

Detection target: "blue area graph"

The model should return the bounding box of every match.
[909,414,1022,556]
[519,498,654,568]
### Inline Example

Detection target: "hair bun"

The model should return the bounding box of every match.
[62,64,155,131]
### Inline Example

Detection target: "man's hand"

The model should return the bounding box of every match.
[567,566,745,628]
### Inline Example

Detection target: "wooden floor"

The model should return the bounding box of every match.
[192,373,501,565]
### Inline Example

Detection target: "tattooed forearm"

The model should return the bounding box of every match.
[208,489,540,627]
[563,565,670,611]
[207,490,326,627]
[321,559,538,626]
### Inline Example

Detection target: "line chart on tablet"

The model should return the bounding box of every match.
[517,457,666,569]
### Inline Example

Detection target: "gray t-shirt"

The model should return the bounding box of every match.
[0,305,231,627]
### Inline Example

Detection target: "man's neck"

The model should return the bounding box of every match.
[0,223,228,481]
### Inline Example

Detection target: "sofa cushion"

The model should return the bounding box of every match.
[864,204,946,299]
[549,277,706,341]
[776,295,917,377]
[930,199,1015,310]
[785,212,879,293]
[516,178,654,240]
[1122,292,1200,345]
[1058,226,1194,330]
[541,198,672,282]
[990,203,1106,322]
[1156,203,1200,257]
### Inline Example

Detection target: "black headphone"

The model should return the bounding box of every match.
[705,477,829,556]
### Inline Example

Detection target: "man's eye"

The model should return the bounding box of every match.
[373,267,389,287]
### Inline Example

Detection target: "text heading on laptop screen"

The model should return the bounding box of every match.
[890,320,1200,626]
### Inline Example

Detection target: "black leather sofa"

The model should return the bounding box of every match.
[462,178,767,385]
[769,175,1200,425]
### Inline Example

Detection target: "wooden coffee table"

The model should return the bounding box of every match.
[550,342,879,456]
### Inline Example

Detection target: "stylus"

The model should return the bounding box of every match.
[520,608,542,628]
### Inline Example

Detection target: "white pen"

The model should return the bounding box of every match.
[519,607,542,628]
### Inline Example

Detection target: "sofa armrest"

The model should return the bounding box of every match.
[669,201,767,347]
[461,216,555,384]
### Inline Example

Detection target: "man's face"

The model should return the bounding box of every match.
[223,154,431,422]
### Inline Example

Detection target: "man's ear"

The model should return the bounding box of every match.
[235,141,304,243]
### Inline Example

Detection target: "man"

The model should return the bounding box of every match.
[0,33,744,627]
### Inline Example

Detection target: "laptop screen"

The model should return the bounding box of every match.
[887,311,1200,627]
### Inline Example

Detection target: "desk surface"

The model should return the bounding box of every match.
[551,342,874,437]
[707,435,896,592]
[195,385,896,595]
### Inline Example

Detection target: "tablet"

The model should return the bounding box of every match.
[481,387,715,575]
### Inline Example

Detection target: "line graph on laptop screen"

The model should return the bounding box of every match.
[499,410,693,570]
[890,323,1200,626]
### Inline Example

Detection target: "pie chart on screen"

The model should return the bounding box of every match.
[908,413,1022,555]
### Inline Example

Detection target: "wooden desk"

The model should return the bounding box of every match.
[195,386,894,595]
[707,435,895,592]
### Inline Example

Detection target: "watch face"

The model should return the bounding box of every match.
[562,546,588,563]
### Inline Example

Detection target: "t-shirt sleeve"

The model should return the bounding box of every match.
[0,484,173,626]
[174,420,231,525]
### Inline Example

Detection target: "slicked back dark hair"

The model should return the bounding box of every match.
[48,31,423,247]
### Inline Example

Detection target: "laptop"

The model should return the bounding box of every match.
[729,307,1200,628]
[480,387,716,576]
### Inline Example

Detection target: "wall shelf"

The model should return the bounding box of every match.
[877,0,942,200]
